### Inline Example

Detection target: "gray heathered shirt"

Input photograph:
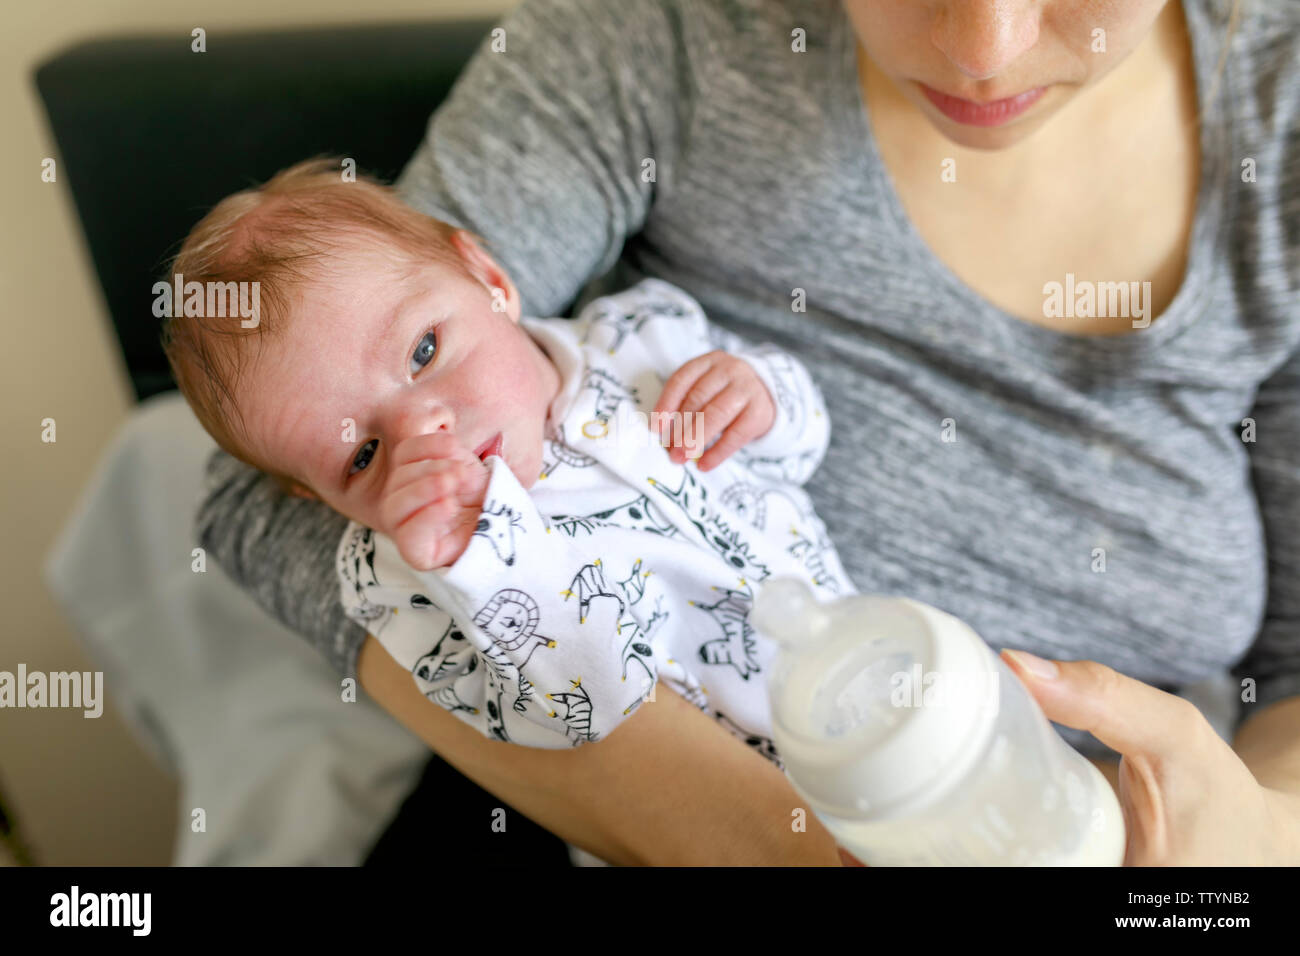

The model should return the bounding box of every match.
[198,0,1300,762]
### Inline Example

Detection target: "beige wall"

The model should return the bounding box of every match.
[0,0,513,866]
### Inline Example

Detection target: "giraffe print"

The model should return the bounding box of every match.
[473,499,525,566]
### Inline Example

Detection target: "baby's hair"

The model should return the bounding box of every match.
[159,155,481,496]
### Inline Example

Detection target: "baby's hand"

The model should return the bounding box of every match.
[377,431,491,572]
[652,351,776,472]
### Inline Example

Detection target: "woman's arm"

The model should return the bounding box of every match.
[198,448,364,681]
[1231,335,1300,797]
[200,448,840,865]
[393,0,688,321]
[357,633,842,866]
[193,0,819,864]
[1234,696,1300,796]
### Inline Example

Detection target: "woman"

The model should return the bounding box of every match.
[197,0,1300,865]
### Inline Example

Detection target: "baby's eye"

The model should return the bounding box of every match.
[349,438,378,476]
[410,329,438,374]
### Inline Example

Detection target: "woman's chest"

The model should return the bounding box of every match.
[804,358,1269,684]
[878,137,1201,335]
[651,110,1198,344]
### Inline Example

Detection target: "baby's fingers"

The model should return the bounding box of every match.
[421,507,481,570]
[696,402,768,472]
[454,456,492,509]
[654,355,716,427]
[380,465,464,531]
[679,383,748,464]
[390,430,464,470]
[390,496,462,571]
[667,369,736,462]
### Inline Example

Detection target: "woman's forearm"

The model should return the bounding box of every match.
[197,449,364,679]
[198,449,842,864]
[1234,697,1300,857]
[1234,695,1300,796]
[357,634,842,866]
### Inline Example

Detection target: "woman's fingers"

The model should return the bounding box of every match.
[997,649,1286,865]
[1000,650,1208,762]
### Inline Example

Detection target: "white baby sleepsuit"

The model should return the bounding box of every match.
[336,278,855,769]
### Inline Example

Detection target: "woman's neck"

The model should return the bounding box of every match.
[857,1,1202,329]
[861,1,1195,192]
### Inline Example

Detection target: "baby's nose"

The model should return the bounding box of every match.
[393,402,455,441]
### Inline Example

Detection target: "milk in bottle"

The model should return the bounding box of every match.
[750,577,1125,866]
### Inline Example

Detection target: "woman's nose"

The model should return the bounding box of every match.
[931,0,1040,82]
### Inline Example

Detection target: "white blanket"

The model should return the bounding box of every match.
[43,391,431,865]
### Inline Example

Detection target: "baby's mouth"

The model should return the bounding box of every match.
[474,433,504,462]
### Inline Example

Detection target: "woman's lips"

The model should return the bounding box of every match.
[918,83,1047,127]
[474,433,504,461]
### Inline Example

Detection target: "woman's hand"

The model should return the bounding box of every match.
[997,650,1298,865]
[837,651,1300,866]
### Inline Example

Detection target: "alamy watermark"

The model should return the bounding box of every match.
[50,886,150,936]
[152,273,260,327]
[581,409,705,453]
[1042,273,1154,328]
[1,665,103,718]
[889,664,1000,712]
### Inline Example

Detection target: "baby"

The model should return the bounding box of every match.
[162,157,854,767]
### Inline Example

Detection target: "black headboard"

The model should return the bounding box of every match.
[34,18,496,402]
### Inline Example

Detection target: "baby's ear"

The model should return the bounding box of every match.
[285,479,320,501]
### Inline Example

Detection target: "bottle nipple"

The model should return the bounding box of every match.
[751,577,831,649]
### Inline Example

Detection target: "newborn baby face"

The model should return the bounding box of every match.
[237,233,561,532]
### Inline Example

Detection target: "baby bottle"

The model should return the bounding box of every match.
[750,577,1126,866]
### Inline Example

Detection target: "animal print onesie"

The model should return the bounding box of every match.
[337,279,855,769]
